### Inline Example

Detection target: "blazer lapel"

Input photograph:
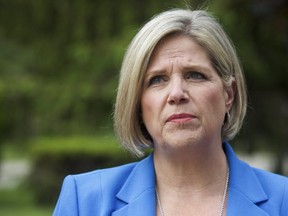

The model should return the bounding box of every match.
[224,143,269,216]
[113,144,271,216]
[112,154,156,216]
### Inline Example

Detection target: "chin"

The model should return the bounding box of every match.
[162,131,202,148]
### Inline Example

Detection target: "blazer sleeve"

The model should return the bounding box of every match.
[53,175,79,216]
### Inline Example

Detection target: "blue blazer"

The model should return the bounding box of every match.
[53,143,288,216]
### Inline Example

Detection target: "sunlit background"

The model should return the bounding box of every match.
[0,0,287,215]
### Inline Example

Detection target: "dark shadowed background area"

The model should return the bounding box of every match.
[0,0,287,215]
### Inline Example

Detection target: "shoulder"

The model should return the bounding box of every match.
[240,158,288,214]
[53,161,139,216]
[252,167,288,188]
[69,161,139,195]
[225,142,288,189]
[252,167,288,215]
[73,161,138,180]
[252,167,288,204]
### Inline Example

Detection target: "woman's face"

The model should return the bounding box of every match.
[141,34,234,151]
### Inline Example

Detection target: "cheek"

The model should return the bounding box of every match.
[201,87,227,120]
[141,92,165,135]
[141,93,158,124]
[141,97,151,123]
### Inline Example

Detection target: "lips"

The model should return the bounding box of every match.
[166,113,196,123]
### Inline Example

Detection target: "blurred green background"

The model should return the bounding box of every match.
[0,0,287,215]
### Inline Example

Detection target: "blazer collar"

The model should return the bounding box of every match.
[112,154,156,216]
[224,142,269,216]
[113,143,270,216]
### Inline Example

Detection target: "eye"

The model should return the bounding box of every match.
[186,71,206,80]
[148,75,166,86]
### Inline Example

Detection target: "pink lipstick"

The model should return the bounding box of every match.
[166,113,196,123]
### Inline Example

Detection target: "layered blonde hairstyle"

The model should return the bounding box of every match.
[114,9,247,157]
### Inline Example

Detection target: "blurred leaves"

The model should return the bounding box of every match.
[0,0,287,173]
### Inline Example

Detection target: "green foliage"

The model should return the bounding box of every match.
[210,0,288,90]
[0,0,287,145]
[0,0,193,141]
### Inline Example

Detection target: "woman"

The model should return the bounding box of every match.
[53,9,288,216]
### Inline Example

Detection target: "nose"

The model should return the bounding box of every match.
[167,77,189,105]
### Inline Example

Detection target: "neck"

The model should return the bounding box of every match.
[154,142,228,191]
[153,141,229,216]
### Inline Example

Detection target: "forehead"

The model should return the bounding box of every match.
[147,34,212,72]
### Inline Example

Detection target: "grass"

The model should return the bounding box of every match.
[0,206,53,216]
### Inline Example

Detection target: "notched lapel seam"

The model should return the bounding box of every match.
[113,188,156,216]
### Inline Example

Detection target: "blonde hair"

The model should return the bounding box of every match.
[114,9,247,157]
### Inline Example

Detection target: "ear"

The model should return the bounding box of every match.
[224,77,236,112]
